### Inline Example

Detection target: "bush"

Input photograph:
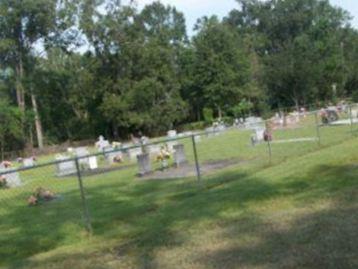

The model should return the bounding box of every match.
[203,108,214,123]
[221,116,234,125]
[177,121,207,131]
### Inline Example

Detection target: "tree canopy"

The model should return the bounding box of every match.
[0,0,357,153]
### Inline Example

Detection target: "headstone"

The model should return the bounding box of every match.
[128,147,143,161]
[245,117,264,130]
[194,135,201,143]
[75,147,90,168]
[55,155,76,177]
[173,144,186,167]
[95,135,110,152]
[148,144,161,158]
[167,130,177,138]
[182,131,193,136]
[112,141,122,149]
[88,156,98,170]
[0,165,22,188]
[137,153,151,176]
[167,130,178,150]
[5,171,22,187]
[23,158,35,168]
[217,124,226,133]
[251,127,265,146]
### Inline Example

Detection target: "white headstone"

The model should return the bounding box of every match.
[23,158,35,168]
[194,135,201,143]
[88,156,98,170]
[75,147,90,168]
[173,144,186,167]
[95,135,110,151]
[128,147,143,161]
[167,130,177,138]
[55,155,76,177]
[0,167,22,188]
[245,117,264,129]
[137,153,151,176]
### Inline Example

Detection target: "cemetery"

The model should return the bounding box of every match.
[0,108,358,269]
[1,0,358,266]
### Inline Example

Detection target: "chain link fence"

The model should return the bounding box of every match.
[1,104,358,261]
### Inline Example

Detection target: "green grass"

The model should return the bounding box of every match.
[1,121,357,268]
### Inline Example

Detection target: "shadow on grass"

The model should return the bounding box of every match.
[196,197,357,269]
[2,163,358,268]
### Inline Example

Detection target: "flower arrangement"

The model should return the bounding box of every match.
[27,187,56,206]
[156,144,171,170]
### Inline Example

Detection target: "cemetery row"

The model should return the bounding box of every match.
[2,103,358,191]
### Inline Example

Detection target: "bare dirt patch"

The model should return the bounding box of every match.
[140,159,243,180]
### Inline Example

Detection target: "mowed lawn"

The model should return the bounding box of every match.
[1,122,358,268]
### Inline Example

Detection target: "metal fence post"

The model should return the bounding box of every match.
[191,135,201,184]
[267,140,272,164]
[349,104,354,136]
[314,111,321,146]
[75,157,92,233]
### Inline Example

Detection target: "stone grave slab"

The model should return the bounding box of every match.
[173,144,187,167]
[137,153,151,176]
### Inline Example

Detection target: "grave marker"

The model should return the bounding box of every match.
[137,153,151,176]
[173,144,187,167]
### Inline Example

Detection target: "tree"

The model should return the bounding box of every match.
[192,16,250,118]
[81,1,188,137]
[0,99,23,159]
[228,0,352,108]
[0,0,78,148]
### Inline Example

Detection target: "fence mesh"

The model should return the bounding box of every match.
[1,104,358,263]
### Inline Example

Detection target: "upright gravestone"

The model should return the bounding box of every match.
[128,147,143,162]
[173,144,187,167]
[0,165,22,188]
[88,156,98,170]
[23,158,35,168]
[251,127,265,146]
[5,171,22,188]
[137,153,151,176]
[95,135,110,152]
[167,130,178,150]
[55,155,76,177]
[75,147,90,169]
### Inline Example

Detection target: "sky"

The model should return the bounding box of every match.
[133,0,358,36]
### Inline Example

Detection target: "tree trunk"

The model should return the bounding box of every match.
[15,58,26,112]
[31,92,44,149]
[218,106,222,119]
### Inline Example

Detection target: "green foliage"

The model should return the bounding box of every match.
[191,16,251,117]
[202,108,214,123]
[0,99,23,153]
[177,121,207,132]
[0,0,358,152]
[231,99,254,118]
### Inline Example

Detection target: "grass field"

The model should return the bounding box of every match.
[1,117,357,268]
